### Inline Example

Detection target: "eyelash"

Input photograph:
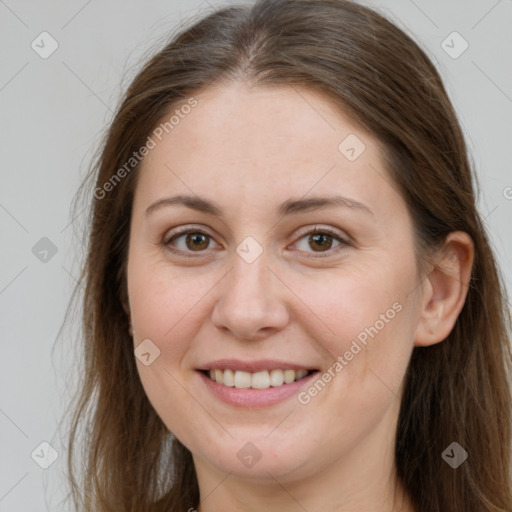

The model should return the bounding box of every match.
[161,225,349,259]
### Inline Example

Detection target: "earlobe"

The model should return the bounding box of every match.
[414,231,474,347]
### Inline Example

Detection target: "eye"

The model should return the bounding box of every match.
[163,227,220,257]
[291,226,348,257]
[162,225,349,258]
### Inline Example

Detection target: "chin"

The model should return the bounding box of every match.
[193,434,316,482]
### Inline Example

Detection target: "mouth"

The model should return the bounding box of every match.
[195,359,321,407]
[199,368,318,389]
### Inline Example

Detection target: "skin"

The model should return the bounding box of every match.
[126,81,473,512]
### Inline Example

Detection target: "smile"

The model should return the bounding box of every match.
[204,368,314,389]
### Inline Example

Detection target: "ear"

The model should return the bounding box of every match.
[414,231,474,347]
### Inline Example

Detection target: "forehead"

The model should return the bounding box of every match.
[145,82,374,161]
[134,82,398,217]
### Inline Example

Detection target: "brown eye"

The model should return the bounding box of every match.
[164,228,219,256]
[184,232,210,251]
[308,232,334,252]
[163,226,347,258]
[292,227,347,257]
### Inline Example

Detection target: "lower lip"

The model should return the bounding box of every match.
[197,370,319,408]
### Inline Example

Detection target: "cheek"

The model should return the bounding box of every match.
[290,267,417,453]
[302,264,412,340]
[301,260,417,390]
[127,261,215,438]
[127,261,223,363]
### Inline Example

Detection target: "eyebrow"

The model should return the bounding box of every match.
[144,194,374,217]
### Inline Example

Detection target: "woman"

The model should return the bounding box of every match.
[65,0,512,511]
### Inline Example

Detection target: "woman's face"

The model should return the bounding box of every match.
[127,82,424,484]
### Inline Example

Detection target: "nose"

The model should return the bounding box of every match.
[210,248,290,342]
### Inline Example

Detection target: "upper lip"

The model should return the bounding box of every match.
[197,359,318,373]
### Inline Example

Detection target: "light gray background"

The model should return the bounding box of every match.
[1,1,511,510]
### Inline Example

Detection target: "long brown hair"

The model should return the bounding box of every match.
[64,1,512,510]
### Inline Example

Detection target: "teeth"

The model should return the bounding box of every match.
[251,371,270,389]
[206,368,311,389]
[234,370,251,388]
[269,369,284,387]
[283,369,295,384]
[224,369,235,387]
[296,369,308,380]
[214,369,224,385]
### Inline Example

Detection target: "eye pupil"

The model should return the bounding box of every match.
[186,233,209,251]
[309,233,332,251]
